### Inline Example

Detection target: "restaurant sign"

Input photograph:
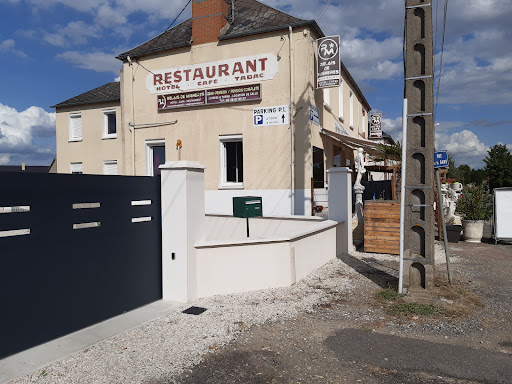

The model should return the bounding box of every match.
[147,53,278,94]
[316,36,341,89]
[157,84,261,110]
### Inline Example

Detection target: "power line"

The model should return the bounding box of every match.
[138,0,192,57]
[434,0,449,118]
[317,0,333,23]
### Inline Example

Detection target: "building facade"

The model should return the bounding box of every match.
[52,0,372,216]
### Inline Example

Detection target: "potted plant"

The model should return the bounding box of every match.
[455,185,492,243]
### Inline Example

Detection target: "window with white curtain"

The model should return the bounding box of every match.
[323,88,330,108]
[69,113,82,141]
[338,81,344,120]
[349,92,354,127]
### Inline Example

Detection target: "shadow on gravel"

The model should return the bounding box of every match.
[150,350,283,384]
[339,253,398,289]
[325,328,512,384]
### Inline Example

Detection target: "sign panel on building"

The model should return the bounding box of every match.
[147,53,278,94]
[310,104,321,126]
[434,150,449,168]
[316,36,341,89]
[157,84,261,110]
[253,105,289,126]
[369,113,383,139]
[334,120,350,136]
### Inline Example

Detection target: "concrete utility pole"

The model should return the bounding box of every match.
[403,0,436,289]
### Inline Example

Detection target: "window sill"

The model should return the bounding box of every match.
[68,138,82,143]
[218,183,244,190]
[102,135,117,140]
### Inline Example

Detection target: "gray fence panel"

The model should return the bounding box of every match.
[0,172,162,359]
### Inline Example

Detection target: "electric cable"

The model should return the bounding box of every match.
[434,0,448,119]
[139,0,192,57]
[317,0,333,23]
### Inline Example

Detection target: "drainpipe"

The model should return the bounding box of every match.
[127,56,136,176]
[289,26,295,215]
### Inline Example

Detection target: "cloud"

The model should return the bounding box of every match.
[436,130,488,168]
[56,50,122,74]
[0,103,56,165]
[382,117,403,140]
[43,21,101,47]
[0,39,27,58]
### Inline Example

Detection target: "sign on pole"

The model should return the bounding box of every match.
[369,113,383,139]
[434,150,449,168]
[316,36,341,89]
[310,104,320,126]
[253,105,289,126]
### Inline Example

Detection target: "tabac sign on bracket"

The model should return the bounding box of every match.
[147,53,278,94]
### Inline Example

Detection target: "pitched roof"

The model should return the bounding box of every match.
[51,82,120,109]
[116,0,321,61]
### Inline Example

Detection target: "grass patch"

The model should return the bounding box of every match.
[388,302,445,316]
[377,288,400,301]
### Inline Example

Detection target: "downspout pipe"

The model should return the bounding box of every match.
[289,26,295,215]
[127,56,136,176]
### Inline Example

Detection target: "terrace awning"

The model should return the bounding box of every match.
[319,126,385,156]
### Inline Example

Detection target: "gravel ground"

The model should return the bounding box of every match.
[9,254,363,384]
[9,240,501,384]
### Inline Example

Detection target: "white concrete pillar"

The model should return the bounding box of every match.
[327,167,354,254]
[160,161,206,303]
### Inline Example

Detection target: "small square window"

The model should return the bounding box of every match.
[103,110,117,139]
[69,113,82,141]
[219,135,243,189]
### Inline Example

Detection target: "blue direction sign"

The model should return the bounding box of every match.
[434,150,449,168]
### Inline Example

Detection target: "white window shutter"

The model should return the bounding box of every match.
[70,115,82,139]
[70,162,83,174]
[103,161,118,175]
[338,81,344,119]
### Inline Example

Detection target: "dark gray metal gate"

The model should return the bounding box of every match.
[0,172,162,359]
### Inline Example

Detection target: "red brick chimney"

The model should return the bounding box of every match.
[192,0,229,45]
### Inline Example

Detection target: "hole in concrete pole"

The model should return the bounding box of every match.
[412,153,426,184]
[414,43,426,75]
[413,80,426,111]
[413,116,426,147]
[412,226,426,257]
[414,8,425,39]
[412,189,426,221]
[410,262,426,289]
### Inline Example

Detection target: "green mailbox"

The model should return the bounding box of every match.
[233,196,262,237]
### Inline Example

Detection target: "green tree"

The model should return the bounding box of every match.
[458,164,472,184]
[470,168,487,185]
[484,144,512,190]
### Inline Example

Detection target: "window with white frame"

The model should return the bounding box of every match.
[69,113,82,141]
[103,109,117,139]
[70,162,83,174]
[362,110,366,137]
[103,160,118,175]
[219,135,243,188]
[146,139,166,176]
[349,92,354,128]
[323,88,330,108]
[338,80,344,120]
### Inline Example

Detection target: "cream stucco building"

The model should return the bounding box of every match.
[52,0,375,216]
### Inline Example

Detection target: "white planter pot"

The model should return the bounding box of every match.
[462,219,484,243]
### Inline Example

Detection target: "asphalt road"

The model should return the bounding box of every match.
[156,238,512,384]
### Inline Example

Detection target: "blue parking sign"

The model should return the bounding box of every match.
[254,115,263,125]
[434,150,448,168]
